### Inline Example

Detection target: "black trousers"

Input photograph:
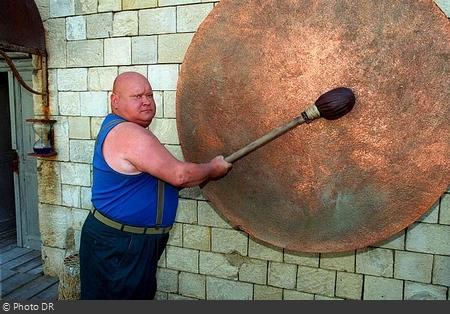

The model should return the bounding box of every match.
[79,213,169,300]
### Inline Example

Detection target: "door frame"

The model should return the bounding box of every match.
[0,57,37,248]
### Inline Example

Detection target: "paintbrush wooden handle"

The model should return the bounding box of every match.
[225,104,321,163]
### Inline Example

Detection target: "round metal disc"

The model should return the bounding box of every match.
[176,0,450,252]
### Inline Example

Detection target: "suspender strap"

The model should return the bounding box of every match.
[155,179,165,227]
[94,118,126,148]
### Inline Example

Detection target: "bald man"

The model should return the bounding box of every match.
[79,72,231,299]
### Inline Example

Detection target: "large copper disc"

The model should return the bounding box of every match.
[176,0,450,252]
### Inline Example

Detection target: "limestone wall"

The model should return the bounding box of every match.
[33,0,450,300]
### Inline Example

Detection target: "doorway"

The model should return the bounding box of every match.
[0,58,40,250]
[0,72,16,235]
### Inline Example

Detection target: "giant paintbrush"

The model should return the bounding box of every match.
[224,87,356,163]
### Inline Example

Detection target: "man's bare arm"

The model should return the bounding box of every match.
[108,122,231,187]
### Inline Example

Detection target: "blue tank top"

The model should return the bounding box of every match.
[91,113,179,227]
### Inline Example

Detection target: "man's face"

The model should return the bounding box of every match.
[112,75,156,127]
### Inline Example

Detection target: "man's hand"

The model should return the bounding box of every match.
[208,155,232,180]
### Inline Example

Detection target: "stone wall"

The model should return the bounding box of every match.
[33,0,450,300]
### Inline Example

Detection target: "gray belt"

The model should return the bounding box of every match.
[91,209,171,234]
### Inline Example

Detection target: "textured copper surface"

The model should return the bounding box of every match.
[176,0,450,252]
[0,0,46,55]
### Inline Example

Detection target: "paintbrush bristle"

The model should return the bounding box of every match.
[315,87,355,120]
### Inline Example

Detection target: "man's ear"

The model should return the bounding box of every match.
[111,93,119,110]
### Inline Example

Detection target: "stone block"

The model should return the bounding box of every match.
[35,0,49,21]
[284,250,319,267]
[62,184,80,208]
[90,117,105,139]
[58,68,87,91]
[153,90,164,118]
[179,272,206,299]
[177,3,214,32]
[67,40,103,67]
[45,18,66,68]
[39,204,70,248]
[70,207,89,230]
[175,199,197,223]
[315,295,343,300]
[254,285,282,300]
[163,91,176,118]
[268,262,297,289]
[47,70,60,115]
[156,268,178,293]
[433,255,450,287]
[320,251,355,272]
[132,36,157,64]
[37,160,61,205]
[363,276,403,300]
[355,247,393,277]
[167,293,196,300]
[60,162,91,186]
[87,13,113,38]
[206,277,253,300]
[80,91,108,116]
[211,228,248,255]
[75,0,97,15]
[375,229,405,250]
[199,251,239,279]
[148,64,179,91]
[118,65,148,76]
[59,92,80,116]
[417,199,440,223]
[139,7,176,35]
[248,238,283,262]
[238,258,267,285]
[183,224,210,251]
[53,117,70,161]
[166,246,198,273]
[179,187,206,201]
[165,145,184,161]
[41,246,65,277]
[113,11,138,36]
[434,0,450,17]
[283,290,314,300]
[404,281,447,300]
[66,16,86,40]
[154,90,166,118]
[154,291,168,300]
[105,37,132,65]
[98,0,121,12]
[296,266,336,297]
[335,272,363,300]
[49,0,75,17]
[80,186,93,210]
[69,116,91,139]
[159,0,199,5]
[123,0,157,10]
[167,223,182,247]
[69,139,94,163]
[406,222,450,255]
[197,201,230,228]
[440,193,450,225]
[88,67,117,91]
[158,250,166,268]
[149,118,179,144]
[394,251,433,283]
[158,33,194,63]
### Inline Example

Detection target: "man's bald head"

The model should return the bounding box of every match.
[113,72,149,95]
[110,72,156,127]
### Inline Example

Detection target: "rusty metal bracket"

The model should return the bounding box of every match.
[0,49,45,95]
